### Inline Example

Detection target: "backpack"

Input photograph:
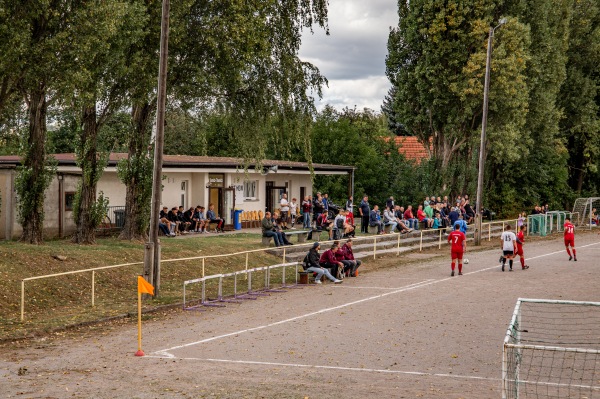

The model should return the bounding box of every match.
[302,253,310,270]
[336,217,344,229]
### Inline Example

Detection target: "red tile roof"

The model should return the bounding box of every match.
[394,136,431,163]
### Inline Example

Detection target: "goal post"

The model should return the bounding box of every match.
[502,298,600,399]
[572,197,600,229]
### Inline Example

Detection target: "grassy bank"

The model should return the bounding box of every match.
[0,232,283,340]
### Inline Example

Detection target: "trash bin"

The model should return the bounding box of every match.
[233,209,243,230]
[114,209,125,228]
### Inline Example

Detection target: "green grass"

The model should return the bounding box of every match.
[0,233,282,340]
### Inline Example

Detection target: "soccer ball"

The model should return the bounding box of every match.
[464,259,469,264]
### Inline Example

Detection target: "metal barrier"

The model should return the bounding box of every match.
[18,217,521,321]
[183,262,300,310]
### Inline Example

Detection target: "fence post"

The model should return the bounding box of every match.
[283,247,286,264]
[245,252,249,280]
[202,258,205,278]
[420,231,423,252]
[502,221,505,232]
[397,233,400,256]
[373,237,377,260]
[20,280,25,322]
[438,229,442,249]
[488,223,491,241]
[91,270,95,307]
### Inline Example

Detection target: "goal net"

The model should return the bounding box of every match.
[503,298,600,399]
[572,197,600,228]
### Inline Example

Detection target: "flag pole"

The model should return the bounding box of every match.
[135,291,144,356]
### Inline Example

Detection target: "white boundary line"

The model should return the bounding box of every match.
[143,356,500,382]
[153,241,600,361]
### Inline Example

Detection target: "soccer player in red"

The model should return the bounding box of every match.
[564,217,577,261]
[515,225,529,270]
[448,224,466,276]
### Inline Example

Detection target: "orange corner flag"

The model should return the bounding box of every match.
[137,275,154,296]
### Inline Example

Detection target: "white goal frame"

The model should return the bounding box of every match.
[502,298,600,399]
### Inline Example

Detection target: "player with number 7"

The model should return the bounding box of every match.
[448,224,466,276]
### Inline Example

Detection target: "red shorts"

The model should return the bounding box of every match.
[515,246,524,256]
[564,238,575,247]
[451,250,463,260]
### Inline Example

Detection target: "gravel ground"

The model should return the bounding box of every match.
[1,232,599,399]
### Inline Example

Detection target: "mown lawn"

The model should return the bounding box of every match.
[0,232,284,340]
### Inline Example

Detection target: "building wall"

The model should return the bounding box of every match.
[1,167,319,240]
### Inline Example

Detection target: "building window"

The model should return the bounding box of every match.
[65,192,76,211]
[243,180,258,200]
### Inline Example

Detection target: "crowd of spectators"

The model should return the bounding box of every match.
[158,203,225,237]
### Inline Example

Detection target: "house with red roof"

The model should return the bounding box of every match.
[394,136,432,163]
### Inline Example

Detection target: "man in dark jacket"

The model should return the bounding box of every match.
[359,195,370,233]
[262,211,284,246]
[319,243,344,280]
[303,242,341,284]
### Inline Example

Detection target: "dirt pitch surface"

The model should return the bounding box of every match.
[1,233,599,398]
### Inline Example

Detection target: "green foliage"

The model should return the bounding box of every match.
[15,157,57,228]
[117,152,154,234]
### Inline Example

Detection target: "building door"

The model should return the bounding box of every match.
[208,186,236,229]
[266,182,287,213]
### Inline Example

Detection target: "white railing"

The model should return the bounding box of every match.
[17,219,515,321]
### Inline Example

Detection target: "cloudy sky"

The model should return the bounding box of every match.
[299,1,399,112]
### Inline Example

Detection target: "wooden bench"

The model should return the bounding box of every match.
[298,271,315,284]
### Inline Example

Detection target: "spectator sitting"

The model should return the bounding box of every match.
[271,212,293,245]
[417,205,433,229]
[333,240,355,277]
[160,206,176,234]
[303,242,342,284]
[340,239,362,277]
[433,213,442,229]
[339,210,355,237]
[464,201,475,224]
[317,211,333,239]
[319,242,344,281]
[192,206,205,233]
[403,205,418,230]
[383,206,397,233]
[206,203,224,232]
[167,207,181,236]
[448,207,460,229]
[333,210,347,238]
[345,208,356,237]
[183,206,195,233]
[158,217,174,237]
[369,205,384,234]
[393,206,412,233]
[424,202,435,227]
[178,206,192,233]
[262,211,285,247]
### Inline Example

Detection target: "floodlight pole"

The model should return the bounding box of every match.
[143,0,170,295]
[475,20,505,246]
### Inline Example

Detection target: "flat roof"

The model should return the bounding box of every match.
[0,153,355,172]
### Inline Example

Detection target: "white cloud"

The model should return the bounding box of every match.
[300,0,399,111]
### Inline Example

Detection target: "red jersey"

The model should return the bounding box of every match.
[564,222,575,240]
[517,231,525,248]
[448,231,466,252]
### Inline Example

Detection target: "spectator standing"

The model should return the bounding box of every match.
[359,195,370,233]
[448,207,460,228]
[301,196,312,229]
[345,196,354,213]
[280,193,290,230]
[289,197,298,229]
[386,196,395,211]
[313,193,324,226]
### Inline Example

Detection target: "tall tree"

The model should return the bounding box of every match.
[559,0,600,196]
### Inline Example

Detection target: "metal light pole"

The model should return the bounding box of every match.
[475,19,506,246]
[143,0,170,295]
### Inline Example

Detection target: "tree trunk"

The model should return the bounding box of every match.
[19,87,48,244]
[119,102,154,241]
[72,104,99,244]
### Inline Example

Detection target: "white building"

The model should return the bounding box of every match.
[0,153,354,239]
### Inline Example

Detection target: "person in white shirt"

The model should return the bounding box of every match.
[280,193,290,230]
[500,224,517,272]
[289,197,298,229]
